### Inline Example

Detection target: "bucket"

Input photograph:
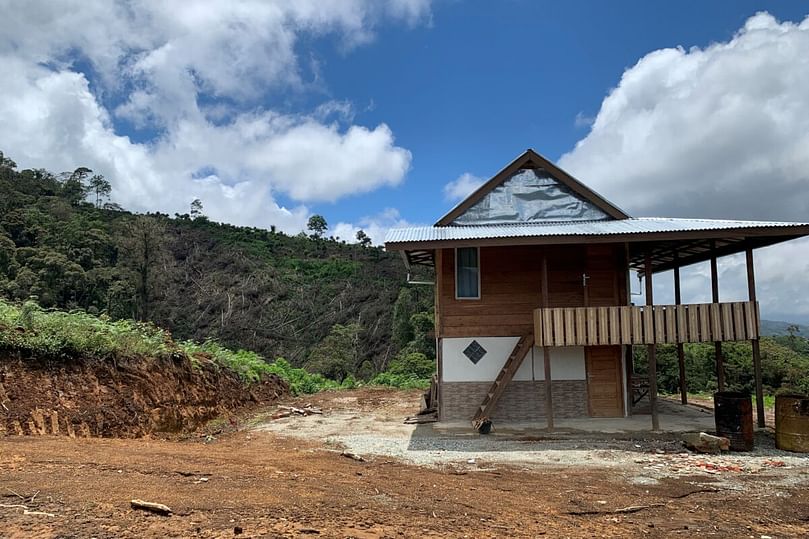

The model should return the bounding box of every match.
[714,392,754,451]
[775,394,809,453]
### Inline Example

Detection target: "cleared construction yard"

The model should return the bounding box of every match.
[1,388,808,538]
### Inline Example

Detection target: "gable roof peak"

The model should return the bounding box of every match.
[435,149,630,226]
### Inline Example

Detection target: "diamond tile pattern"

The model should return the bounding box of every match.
[463,340,487,364]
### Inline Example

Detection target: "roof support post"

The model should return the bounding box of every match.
[746,247,766,428]
[673,254,687,405]
[710,241,726,391]
[541,253,554,431]
[645,254,659,431]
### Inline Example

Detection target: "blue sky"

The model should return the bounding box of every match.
[303,0,809,227]
[2,1,809,321]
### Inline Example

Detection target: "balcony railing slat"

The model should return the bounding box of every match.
[722,303,734,341]
[575,308,587,346]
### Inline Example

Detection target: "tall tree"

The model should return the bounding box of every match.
[62,167,92,206]
[307,214,327,239]
[190,198,204,219]
[356,229,372,247]
[88,174,112,208]
[117,216,169,321]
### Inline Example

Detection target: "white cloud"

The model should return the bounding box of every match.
[332,208,420,245]
[443,172,485,202]
[560,12,809,321]
[574,111,595,128]
[0,0,431,232]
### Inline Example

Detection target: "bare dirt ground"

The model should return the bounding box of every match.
[2,388,809,538]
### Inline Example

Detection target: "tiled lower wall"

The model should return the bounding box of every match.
[440,380,588,421]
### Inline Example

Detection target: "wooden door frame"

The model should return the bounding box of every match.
[585,345,625,417]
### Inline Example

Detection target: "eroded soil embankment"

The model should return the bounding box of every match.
[0,354,287,437]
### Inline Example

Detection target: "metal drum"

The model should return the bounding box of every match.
[775,394,809,453]
[714,392,754,451]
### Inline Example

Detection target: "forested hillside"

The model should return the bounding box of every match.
[0,152,433,379]
[634,335,809,396]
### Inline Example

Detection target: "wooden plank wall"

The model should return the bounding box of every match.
[437,244,628,338]
[534,301,760,346]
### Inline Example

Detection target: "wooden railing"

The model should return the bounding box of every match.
[533,301,759,347]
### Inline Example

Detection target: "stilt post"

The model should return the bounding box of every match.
[673,255,687,405]
[541,254,554,431]
[645,254,659,431]
[710,241,725,391]
[746,247,765,428]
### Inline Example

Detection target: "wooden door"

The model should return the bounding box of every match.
[586,346,624,417]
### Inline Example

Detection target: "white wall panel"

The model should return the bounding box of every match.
[531,346,586,380]
[441,338,586,382]
[442,337,530,382]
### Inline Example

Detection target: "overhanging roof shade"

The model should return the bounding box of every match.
[385,217,809,275]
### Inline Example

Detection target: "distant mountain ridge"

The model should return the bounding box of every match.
[760,319,809,337]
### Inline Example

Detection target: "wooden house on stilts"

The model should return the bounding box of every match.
[385,149,809,431]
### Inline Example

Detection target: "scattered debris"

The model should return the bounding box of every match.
[272,405,323,420]
[682,432,730,453]
[1,503,56,517]
[404,411,437,424]
[340,451,366,462]
[23,509,55,517]
[568,503,666,516]
[130,499,172,516]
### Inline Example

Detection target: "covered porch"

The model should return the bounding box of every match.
[533,235,776,433]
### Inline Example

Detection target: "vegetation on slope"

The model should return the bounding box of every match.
[0,151,435,383]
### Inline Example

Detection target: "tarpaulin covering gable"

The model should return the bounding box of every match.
[451,168,612,225]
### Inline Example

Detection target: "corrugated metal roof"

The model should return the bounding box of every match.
[385,217,809,244]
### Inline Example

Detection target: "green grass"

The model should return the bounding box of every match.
[367,372,431,390]
[0,297,434,394]
[0,298,345,390]
[676,391,776,409]
[0,299,176,360]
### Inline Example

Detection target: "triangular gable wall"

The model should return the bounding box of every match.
[451,167,612,225]
[436,149,629,226]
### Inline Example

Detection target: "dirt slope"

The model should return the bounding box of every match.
[0,354,287,437]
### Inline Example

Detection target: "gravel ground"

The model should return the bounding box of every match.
[255,391,809,491]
